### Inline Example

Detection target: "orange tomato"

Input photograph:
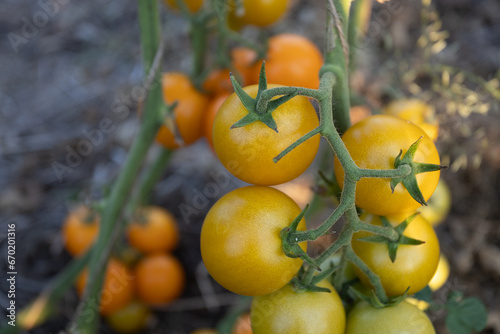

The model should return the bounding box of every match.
[349,105,372,125]
[203,93,231,149]
[127,206,179,254]
[164,0,203,13]
[76,259,135,316]
[203,48,259,95]
[263,34,323,89]
[134,253,185,306]
[156,73,209,149]
[62,205,99,257]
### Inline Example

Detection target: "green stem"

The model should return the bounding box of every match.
[69,1,163,332]
[190,19,208,79]
[127,148,173,215]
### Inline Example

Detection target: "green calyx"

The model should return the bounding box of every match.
[280,204,322,271]
[390,137,447,205]
[230,62,297,132]
[358,214,424,263]
[349,285,409,308]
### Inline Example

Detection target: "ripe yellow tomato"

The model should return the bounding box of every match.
[251,280,346,334]
[351,213,440,296]
[345,301,435,334]
[126,206,179,254]
[155,72,209,149]
[201,186,307,296]
[213,84,320,186]
[228,0,289,27]
[428,254,450,291]
[383,99,439,141]
[62,205,99,257]
[334,115,441,216]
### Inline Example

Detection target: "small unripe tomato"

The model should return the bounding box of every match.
[62,205,99,257]
[105,301,150,333]
[76,259,135,316]
[156,72,209,149]
[134,253,185,306]
[126,206,179,254]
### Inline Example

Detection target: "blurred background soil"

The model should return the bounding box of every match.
[0,0,499,333]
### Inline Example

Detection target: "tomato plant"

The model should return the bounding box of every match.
[126,206,179,254]
[345,301,435,334]
[201,186,307,296]
[250,280,346,334]
[62,205,99,257]
[105,301,150,333]
[134,253,185,306]
[334,115,441,216]
[263,34,323,89]
[76,258,134,316]
[213,84,320,186]
[351,213,440,296]
[155,72,209,149]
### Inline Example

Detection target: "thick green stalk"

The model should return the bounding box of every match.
[68,1,163,332]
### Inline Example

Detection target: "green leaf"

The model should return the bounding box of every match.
[230,112,259,129]
[230,73,255,112]
[358,235,389,243]
[402,172,427,205]
[259,113,278,132]
[445,298,487,334]
[267,92,298,113]
[413,285,432,303]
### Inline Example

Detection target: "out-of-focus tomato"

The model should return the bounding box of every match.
[134,253,185,306]
[106,301,150,333]
[156,72,208,149]
[76,259,134,316]
[383,99,439,141]
[228,0,289,27]
[126,206,179,254]
[62,205,99,257]
[232,313,252,334]
[349,105,372,125]
[203,93,230,149]
[417,179,451,226]
[428,254,450,291]
[262,34,323,89]
[164,0,203,13]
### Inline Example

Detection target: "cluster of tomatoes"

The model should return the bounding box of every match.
[62,205,184,333]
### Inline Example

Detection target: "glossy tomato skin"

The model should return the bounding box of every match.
[201,186,307,296]
[345,301,435,334]
[250,280,346,334]
[126,206,179,254]
[229,0,289,27]
[76,259,134,316]
[334,115,441,216]
[352,213,440,296]
[263,34,323,89]
[213,84,320,186]
[156,72,208,149]
[204,93,230,149]
[134,253,185,306]
[105,301,150,333]
[383,99,439,141]
[62,205,99,257]
[165,0,203,13]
